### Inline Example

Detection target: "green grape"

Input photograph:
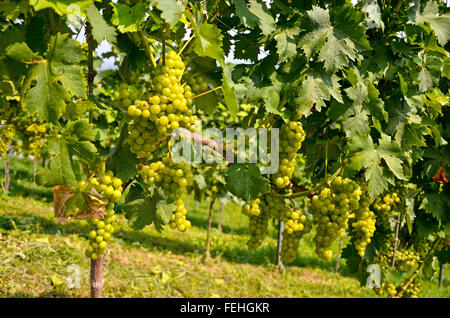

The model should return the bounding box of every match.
[310,176,361,260]
[259,193,291,222]
[140,152,193,197]
[375,282,397,297]
[273,121,306,188]
[351,182,377,257]
[169,199,191,232]
[280,209,312,263]
[372,192,400,227]
[84,170,123,260]
[242,198,270,250]
[125,52,198,159]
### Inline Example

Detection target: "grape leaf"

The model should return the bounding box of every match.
[87,4,117,44]
[36,138,83,188]
[151,0,183,26]
[276,27,300,62]
[29,0,92,16]
[106,122,139,182]
[189,20,225,66]
[21,33,86,123]
[299,5,370,73]
[233,0,276,36]
[122,185,175,232]
[225,163,270,201]
[222,64,238,118]
[295,73,331,116]
[65,119,97,142]
[348,133,405,197]
[111,3,147,33]
[410,1,450,46]
[4,42,36,63]
[419,192,448,222]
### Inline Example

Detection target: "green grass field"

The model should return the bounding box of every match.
[0,157,448,298]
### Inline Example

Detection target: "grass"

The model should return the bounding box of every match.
[0,157,448,298]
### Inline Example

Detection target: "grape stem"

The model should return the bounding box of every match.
[95,96,127,114]
[138,30,157,69]
[178,34,195,56]
[192,86,222,99]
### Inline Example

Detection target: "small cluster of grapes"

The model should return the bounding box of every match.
[351,183,376,257]
[241,198,270,250]
[376,241,420,272]
[273,121,306,188]
[242,198,261,216]
[372,192,400,227]
[25,123,47,158]
[183,72,209,95]
[140,153,194,233]
[169,199,191,232]
[310,177,361,260]
[375,282,397,297]
[280,209,312,263]
[0,125,14,158]
[82,171,123,260]
[113,83,141,109]
[402,281,421,298]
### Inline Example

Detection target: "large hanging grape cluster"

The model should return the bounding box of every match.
[310,176,361,260]
[273,121,306,188]
[280,209,312,263]
[0,125,14,158]
[372,192,400,227]
[83,170,123,260]
[351,182,376,257]
[126,51,197,158]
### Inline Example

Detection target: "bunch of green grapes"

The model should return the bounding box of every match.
[0,125,14,158]
[402,281,421,298]
[246,210,270,250]
[140,152,194,197]
[280,209,312,263]
[169,198,191,232]
[113,83,141,109]
[25,123,47,158]
[372,192,400,227]
[273,121,306,188]
[242,198,261,216]
[310,176,361,260]
[376,241,420,271]
[126,51,198,158]
[242,199,270,249]
[374,282,397,297]
[351,183,376,257]
[82,171,123,260]
[183,71,209,95]
[259,193,291,222]
[413,239,431,259]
